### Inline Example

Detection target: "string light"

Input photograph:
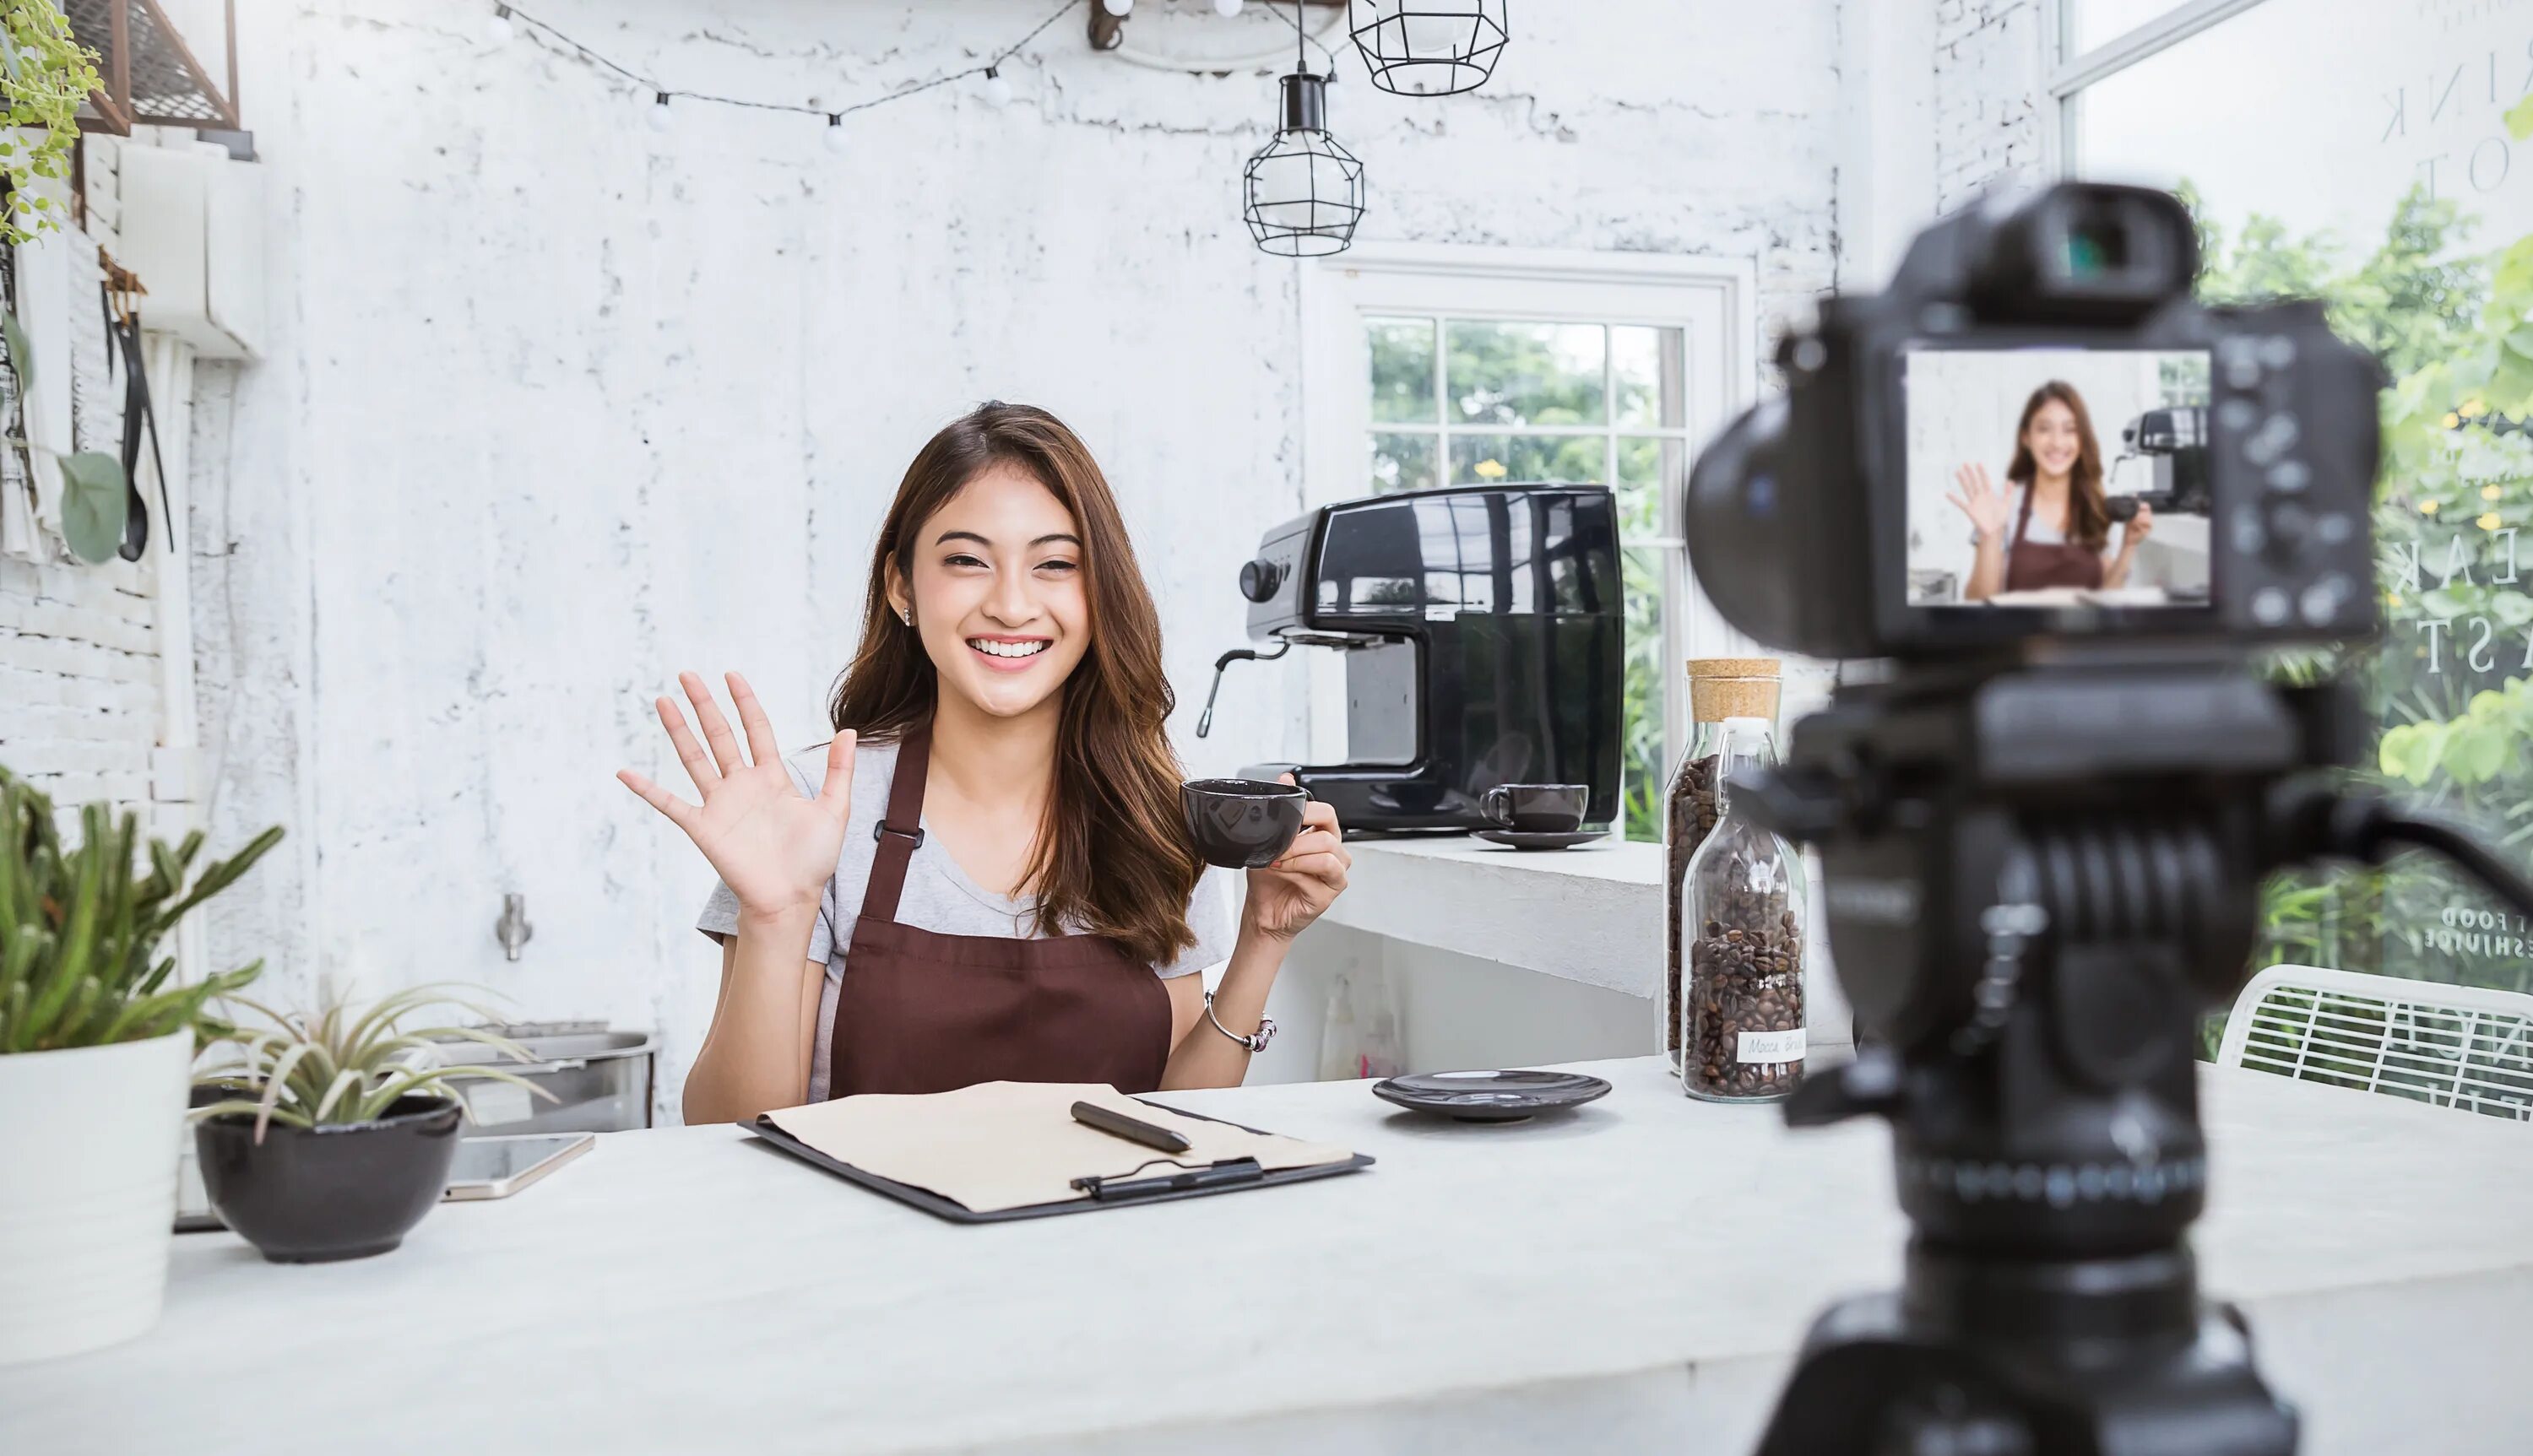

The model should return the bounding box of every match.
[1213,0,1245,14]
[485,1,1078,141]
[1101,0,1135,14]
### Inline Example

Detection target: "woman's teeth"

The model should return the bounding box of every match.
[969,639,1048,659]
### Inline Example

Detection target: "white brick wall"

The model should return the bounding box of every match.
[1935,0,2048,211]
[0,552,166,813]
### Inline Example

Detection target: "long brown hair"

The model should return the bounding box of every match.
[827,403,1201,967]
[2005,380,2110,550]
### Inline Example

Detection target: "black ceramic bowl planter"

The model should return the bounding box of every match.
[193,1092,463,1264]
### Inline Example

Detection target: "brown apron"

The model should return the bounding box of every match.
[2004,482,2104,592]
[827,722,1173,1099]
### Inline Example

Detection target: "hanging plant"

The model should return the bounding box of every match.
[1,295,129,564]
[0,1,103,246]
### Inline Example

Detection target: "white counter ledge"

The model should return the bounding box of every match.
[6,1058,2527,1456]
[1322,836,1666,996]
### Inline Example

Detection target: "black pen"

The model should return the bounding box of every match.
[1071,1099,1192,1154]
[1073,1157,1265,1201]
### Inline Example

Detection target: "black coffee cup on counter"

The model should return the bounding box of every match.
[1480,782,1589,834]
[1181,778,1312,869]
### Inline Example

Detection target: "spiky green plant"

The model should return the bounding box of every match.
[1,767,283,1053]
[193,982,555,1143]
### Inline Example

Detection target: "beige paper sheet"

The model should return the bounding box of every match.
[761,1082,1357,1215]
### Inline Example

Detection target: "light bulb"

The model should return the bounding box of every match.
[980,68,1013,109]
[647,93,675,133]
[1101,0,1133,14]
[485,6,514,46]
[1212,0,1243,14]
[823,116,849,153]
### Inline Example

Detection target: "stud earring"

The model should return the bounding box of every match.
[900,608,913,626]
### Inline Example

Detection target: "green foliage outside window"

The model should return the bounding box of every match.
[2178,152,2533,1030]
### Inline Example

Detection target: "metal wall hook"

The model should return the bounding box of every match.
[496,893,534,962]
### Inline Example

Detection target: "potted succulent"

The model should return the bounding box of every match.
[0,769,281,1366]
[191,982,551,1263]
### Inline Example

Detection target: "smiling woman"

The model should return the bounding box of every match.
[616,403,1353,1122]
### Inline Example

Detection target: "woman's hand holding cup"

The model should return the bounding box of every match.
[616,670,856,922]
[1242,777,1349,942]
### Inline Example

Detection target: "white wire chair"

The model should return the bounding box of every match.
[2216,964,2533,1122]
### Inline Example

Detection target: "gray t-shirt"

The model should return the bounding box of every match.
[696,738,1235,1101]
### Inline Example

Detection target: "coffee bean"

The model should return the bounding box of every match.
[1663,754,1725,1065]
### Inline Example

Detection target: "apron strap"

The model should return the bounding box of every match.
[864,721,933,923]
[2010,476,2037,554]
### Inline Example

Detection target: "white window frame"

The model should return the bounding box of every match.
[1299,242,1761,809]
[2048,0,2280,176]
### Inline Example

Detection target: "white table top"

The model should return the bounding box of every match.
[7,1058,2531,1456]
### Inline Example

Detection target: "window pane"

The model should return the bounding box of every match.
[1620,544,1667,843]
[1368,317,1437,425]
[2068,0,2204,57]
[1617,435,1687,503]
[1370,432,1438,495]
[1446,321,1607,427]
[1612,326,1685,429]
[2074,0,2533,1006]
[1449,434,1606,486]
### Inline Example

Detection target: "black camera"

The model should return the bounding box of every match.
[1687,181,2380,655]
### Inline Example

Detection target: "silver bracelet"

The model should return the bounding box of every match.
[1202,991,1276,1053]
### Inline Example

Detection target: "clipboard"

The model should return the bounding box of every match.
[743,1097,1374,1224]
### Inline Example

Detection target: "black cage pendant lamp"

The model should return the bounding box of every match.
[1242,70,1365,257]
[1348,0,1508,96]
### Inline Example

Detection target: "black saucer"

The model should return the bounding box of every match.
[1371,1069,1614,1123]
[1474,828,1608,851]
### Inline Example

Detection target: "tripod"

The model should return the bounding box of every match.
[1738,665,2533,1456]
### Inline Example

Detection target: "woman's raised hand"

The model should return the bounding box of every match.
[1948,463,2011,540]
[616,671,855,920]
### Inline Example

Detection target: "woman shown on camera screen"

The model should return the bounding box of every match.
[1947,380,2155,600]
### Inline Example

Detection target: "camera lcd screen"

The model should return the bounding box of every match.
[1902,348,2212,614]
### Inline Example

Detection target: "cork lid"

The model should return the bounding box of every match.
[1689,658,1781,723]
[1685,657,1780,679]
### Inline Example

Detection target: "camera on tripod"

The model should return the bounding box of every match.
[1678,182,2533,1455]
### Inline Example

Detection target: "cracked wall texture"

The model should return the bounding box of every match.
[192,0,1860,1117]
[1935,0,2048,210]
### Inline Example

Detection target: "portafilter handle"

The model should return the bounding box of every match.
[1195,639,1292,739]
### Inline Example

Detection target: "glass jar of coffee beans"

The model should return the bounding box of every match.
[1661,658,1780,1075]
[1679,715,1807,1101]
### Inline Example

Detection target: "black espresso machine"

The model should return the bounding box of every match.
[1196,484,1624,833]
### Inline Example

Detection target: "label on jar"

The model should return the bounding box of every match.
[1737,1028,1806,1064]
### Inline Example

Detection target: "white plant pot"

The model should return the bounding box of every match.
[0,1029,194,1365]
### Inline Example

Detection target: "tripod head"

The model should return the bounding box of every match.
[1738,651,2357,1260]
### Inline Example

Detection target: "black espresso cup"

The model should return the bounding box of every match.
[1181,778,1312,869]
[1480,782,1589,834]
